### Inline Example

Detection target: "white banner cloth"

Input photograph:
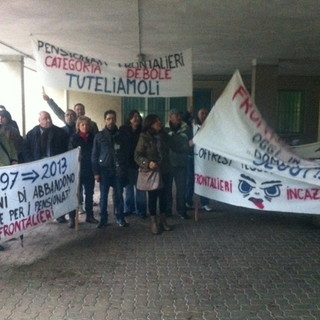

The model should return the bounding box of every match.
[193,70,320,214]
[32,39,192,97]
[0,149,80,242]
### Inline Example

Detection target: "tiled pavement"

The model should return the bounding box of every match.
[0,200,320,320]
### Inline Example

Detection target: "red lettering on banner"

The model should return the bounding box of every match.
[0,209,54,237]
[287,188,320,200]
[126,68,171,80]
[195,173,233,193]
[232,85,275,141]
[45,56,101,74]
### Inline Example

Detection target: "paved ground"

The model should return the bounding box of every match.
[0,197,320,320]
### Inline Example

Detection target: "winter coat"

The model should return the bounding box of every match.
[134,129,171,174]
[23,125,69,162]
[118,124,141,169]
[0,131,18,166]
[165,121,191,167]
[91,127,129,179]
[69,132,94,178]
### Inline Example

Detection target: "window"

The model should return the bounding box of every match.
[193,89,213,114]
[277,90,304,134]
[122,97,188,124]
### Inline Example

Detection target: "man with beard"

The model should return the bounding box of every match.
[92,110,129,229]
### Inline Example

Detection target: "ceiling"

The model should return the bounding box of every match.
[1,0,320,77]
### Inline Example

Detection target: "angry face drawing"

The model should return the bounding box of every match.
[238,174,282,209]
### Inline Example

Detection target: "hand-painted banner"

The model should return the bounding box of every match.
[31,39,192,97]
[193,70,320,214]
[0,149,80,242]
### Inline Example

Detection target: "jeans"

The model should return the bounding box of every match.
[99,171,113,223]
[124,168,147,216]
[114,175,126,221]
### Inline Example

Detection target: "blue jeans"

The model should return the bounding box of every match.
[99,170,125,223]
[114,175,127,221]
[124,168,147,216]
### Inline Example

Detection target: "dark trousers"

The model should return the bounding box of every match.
[167,167,187,215]
[148,173,170,216]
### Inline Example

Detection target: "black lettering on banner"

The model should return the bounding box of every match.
[66,74,160,96]
[0,171,19,191]
[197,148,232,166]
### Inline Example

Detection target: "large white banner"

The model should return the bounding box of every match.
[193,70,320,214]
[0,149,80,242]
[32,39,192,97]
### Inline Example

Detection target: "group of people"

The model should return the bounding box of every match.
[0,97,213,251]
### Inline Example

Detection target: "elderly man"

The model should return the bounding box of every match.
[23,111,69,161]
[23,111,69,223]
[43,94,99,135]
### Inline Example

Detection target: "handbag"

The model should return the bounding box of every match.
[136,168,163,191]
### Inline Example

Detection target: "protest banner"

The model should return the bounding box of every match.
[291,142,320,160]
[32,39,192,97]
[0,148,80,242]
[193,70,320,214]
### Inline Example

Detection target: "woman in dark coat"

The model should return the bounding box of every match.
[134,114,172,234]
[68,116,98,228]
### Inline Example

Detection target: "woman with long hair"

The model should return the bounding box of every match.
[135,114,172,234]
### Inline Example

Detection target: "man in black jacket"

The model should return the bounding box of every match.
[92,110,129,229]
[23,111,69,223]
[23,111,69,162]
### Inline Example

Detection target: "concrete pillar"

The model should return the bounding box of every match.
[0,55,24,133]
[251,60,279,129]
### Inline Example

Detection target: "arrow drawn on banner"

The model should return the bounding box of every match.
[21,170,39,183]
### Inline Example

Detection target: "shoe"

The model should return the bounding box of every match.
[85,216,99,224]
[185,202,194,210]
[179,213,190,220]
[56,216,67,223]
[117,219,129,227]
[160,213,172,231]
[0,245,4,251]
[97,220,109,229]
[201,205,213,212]
[150,216,160,235]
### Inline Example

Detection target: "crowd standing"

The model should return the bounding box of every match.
[0,101,214,250]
